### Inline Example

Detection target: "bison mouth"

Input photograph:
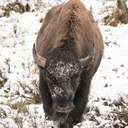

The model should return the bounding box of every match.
[46,104,70,124]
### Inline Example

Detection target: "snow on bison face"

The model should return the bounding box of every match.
[44,49,82,115]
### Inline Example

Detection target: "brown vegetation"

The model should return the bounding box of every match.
[104,0,128,26]
[2,0,30,17]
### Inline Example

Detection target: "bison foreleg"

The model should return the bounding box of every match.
[67,71,91,125]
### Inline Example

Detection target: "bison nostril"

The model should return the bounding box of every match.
[53,103,75,113]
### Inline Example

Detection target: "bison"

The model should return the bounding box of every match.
[33,0,104,127]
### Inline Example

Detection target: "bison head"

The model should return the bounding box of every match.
[33,44,93,122]
[43,48,81,112]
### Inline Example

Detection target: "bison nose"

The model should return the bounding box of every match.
[53,102,75,113]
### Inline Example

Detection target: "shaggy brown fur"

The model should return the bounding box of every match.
[35,0,104,127]
[36,0,103,74]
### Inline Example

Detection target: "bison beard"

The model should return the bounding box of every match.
[33,0,104,127]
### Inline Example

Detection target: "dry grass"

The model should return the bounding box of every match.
[10,100,28,113]
[2,0,30,17]
[112,96,128,126]
[104,0,128,26]
[0,71,7,89]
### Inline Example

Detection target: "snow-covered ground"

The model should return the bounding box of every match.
[0,0,128,128]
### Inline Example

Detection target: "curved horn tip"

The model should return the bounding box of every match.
[33,44,47,68]
[79,55,91,68]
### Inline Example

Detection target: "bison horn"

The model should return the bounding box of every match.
[79,55,91,68]
[33,44,46,68]
[79,47,96,68]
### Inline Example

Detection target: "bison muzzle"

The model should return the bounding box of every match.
[33,0,104,127]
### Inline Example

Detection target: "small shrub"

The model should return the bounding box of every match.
[10,101,28,113]
[2,0,30,17]
[31,93,41,104]
[104,0,128,26]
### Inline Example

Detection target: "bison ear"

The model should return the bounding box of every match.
[79,55,92,69]
[33,44,47,68]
